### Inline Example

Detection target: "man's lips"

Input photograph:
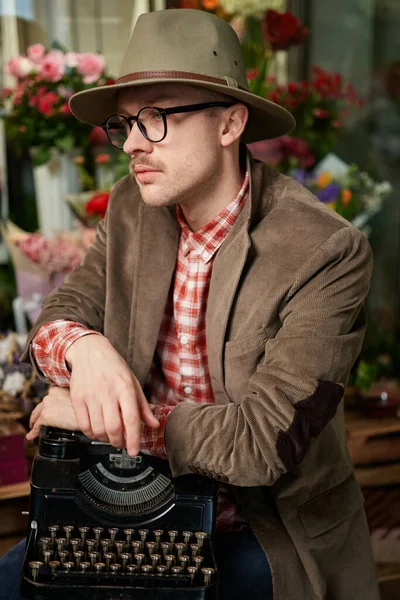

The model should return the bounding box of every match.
[134,165,159,174]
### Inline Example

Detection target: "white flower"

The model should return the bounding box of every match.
[3,371,26,396]
[220,0,285,18]
[0,336,16,363]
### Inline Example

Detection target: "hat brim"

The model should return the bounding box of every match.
[69,78,296,144]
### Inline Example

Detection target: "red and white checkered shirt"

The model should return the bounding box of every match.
[32,171,249,532]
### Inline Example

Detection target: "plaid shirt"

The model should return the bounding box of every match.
[32,171,249,532]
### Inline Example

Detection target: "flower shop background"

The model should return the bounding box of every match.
[1,0,400,592]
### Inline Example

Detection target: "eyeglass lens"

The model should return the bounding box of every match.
[106,108,165,148]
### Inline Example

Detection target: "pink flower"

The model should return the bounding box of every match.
[27,43,46,64]
[7,56,34,79]
[77,53,105,84]
[40,50,65,82]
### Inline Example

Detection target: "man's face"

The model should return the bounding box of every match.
[116,83,229,208]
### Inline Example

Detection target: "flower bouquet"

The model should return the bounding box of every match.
[1,220,84,325]
[291,153,392,233]
[1,43,115,166]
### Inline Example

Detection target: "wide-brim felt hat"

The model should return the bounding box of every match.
[69,9,296,144]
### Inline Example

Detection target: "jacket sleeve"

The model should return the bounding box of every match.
[164,226,372,486]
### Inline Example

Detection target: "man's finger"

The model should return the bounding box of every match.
[29,403,43,429]
[119,393,141,456]
[132,379,160,429]
[72,399,93,439]
[103,401,125,449]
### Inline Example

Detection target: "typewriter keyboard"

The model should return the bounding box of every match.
[28,524,216,588]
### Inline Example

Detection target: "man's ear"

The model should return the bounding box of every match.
[220,103,249,147]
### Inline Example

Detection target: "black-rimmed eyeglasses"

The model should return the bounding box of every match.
[102,102,234,149]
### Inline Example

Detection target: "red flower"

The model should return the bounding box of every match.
[89,126,109,146]
[262,10,308,51]
[85,192,110,219]
[60,102,72,115]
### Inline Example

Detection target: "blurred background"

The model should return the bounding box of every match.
[0,1,399,597]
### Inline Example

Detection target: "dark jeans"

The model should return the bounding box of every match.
[0,528,273,599]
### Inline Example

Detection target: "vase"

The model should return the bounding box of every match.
[31,148,81,236]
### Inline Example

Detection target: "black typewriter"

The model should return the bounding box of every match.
[21,426,218,599]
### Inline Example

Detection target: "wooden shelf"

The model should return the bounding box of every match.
[0,480,30,501]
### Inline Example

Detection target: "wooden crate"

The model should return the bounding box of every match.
[345,411,400,486]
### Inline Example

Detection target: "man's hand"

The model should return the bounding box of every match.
[26,387,78,440]
[65,335,159,455]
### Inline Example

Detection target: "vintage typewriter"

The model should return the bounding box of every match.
[21,426,218,599]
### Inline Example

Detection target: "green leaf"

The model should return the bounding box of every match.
[31,146,51,167]
[55,134,75,153]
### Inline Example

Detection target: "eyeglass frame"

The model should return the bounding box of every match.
[101,101,235,149]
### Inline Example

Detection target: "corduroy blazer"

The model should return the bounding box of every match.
[22,155,380,599]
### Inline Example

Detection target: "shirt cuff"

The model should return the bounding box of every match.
[140,405,174,459]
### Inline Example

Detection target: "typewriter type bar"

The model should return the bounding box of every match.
[21,428,218,599]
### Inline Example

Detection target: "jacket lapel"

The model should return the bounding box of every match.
[128,202,180,386]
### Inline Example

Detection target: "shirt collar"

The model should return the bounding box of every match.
[177,170,249,264]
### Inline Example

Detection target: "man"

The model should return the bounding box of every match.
[0,8,379,600]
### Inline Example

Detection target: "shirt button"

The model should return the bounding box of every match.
[181,335,189,345]
[184,386,192,395]
[187,281,195,290]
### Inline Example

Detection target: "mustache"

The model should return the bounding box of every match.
[129,157,162,172]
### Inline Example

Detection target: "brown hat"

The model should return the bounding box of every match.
[69,9,295,143]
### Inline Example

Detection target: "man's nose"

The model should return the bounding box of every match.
[123,122,154,155]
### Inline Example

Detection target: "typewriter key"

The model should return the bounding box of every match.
[79,526,90,542]
[120,553,131,571]
[92,527,103,542]
[29,561,43,581]
[171,566,183,575]
[182,531,192,545]
[48,525,59,541]
[94,562,105,573]
[153,529,163,545]
[160,542,171,556]
[114,540,124,556]
[39,537,52,551]
[135,553,145,568]
[89,551,100,567]
[187,566,197,582]
[48,560,60,575]
[146,541,157,555]
[127,564,139,574]
[195,532,208,547]
[123,528,134,544]
[168,530,178,544]
[86,539,97,554]
[151,553,161,569]
[165,554,175,571]
[70,538,82,553]
[104,552,115,570]
[63,525,74,540]
[42,550,53,565]
[108,527,119,541]
[175,542,185,557]
[179,555,190,569]
[55,537,67,552]
[74,551,84,567]
[63,561,74,572]
[141,564,153,574]
[110,563,122,574]
[131,540,141,555]
[80,561,91,573]
[193,556,204,570]
[58,550,69,565]
[156,564,168,576]
[138,529,149,543]
[201,567,215,585]
[190,543,200,557]
[100,538,112,553]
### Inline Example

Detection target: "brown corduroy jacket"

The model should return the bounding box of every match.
[22,156,380,599]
